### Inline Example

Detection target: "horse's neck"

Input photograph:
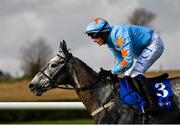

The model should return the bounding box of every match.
[72,58,113,113]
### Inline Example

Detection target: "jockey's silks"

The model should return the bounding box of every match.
[106,25,153,74]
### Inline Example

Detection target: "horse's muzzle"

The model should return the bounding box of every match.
[29,82,43,96]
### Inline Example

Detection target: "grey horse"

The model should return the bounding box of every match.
[29,40,180,124]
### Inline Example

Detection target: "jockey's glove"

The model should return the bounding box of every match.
[98,68,118,82]
[98,69,112,77]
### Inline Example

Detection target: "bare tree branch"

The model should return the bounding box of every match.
[129,8,155,26]
[20,38,52,78]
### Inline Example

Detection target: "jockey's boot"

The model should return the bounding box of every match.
[134,74,159,113]
[125,76,142,95]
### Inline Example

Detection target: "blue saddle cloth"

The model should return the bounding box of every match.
[119,77,173,111]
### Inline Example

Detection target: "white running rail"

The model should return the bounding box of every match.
[0,102,86,110]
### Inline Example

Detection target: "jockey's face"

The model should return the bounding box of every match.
[91,36,105,46]
[87,32,108,46]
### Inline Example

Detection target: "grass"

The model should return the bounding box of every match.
[0,77,27,84]
[0,78,79,102]
[13,118,95,124]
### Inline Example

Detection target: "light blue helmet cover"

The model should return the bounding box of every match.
[86,18,111,34]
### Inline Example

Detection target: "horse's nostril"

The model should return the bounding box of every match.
[29,83,35,89]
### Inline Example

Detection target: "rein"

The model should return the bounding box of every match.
[56,76,102,92]
[39,53,137,118]
[38,49,123,116]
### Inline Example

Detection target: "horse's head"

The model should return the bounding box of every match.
[29,40,74,96]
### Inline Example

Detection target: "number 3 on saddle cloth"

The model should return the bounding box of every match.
[119,76,173,113]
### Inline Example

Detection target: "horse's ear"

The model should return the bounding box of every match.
[59,40,71,59]
[62,40,67,50]
[59,41,63,52]
[62,40,68,53]
[59,40,67,53]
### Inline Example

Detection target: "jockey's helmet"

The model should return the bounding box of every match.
[86,18,111,37]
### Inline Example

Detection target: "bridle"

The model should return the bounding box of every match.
[39,52,101,92]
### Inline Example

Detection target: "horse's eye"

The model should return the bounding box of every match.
[60,60,65,64]
[50,63,57,68]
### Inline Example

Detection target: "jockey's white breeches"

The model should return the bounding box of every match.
[124,32,164,77]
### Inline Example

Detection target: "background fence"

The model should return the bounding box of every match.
[0,102,86,110]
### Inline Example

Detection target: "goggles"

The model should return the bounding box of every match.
[87,33,101,39]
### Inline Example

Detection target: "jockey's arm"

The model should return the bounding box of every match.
[110,34,134,75]
[107,46,122,62]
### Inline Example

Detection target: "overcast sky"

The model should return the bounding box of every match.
[1,0,180,77]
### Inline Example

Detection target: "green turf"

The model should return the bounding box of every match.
[13,118,95,124]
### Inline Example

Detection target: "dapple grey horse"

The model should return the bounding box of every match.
[29,41,180,124]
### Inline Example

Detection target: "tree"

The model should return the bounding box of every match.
[0,70,11,78]
[129,8,155,26]
[20,38,52,78]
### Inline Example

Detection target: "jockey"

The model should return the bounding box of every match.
[85,17,164,111]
